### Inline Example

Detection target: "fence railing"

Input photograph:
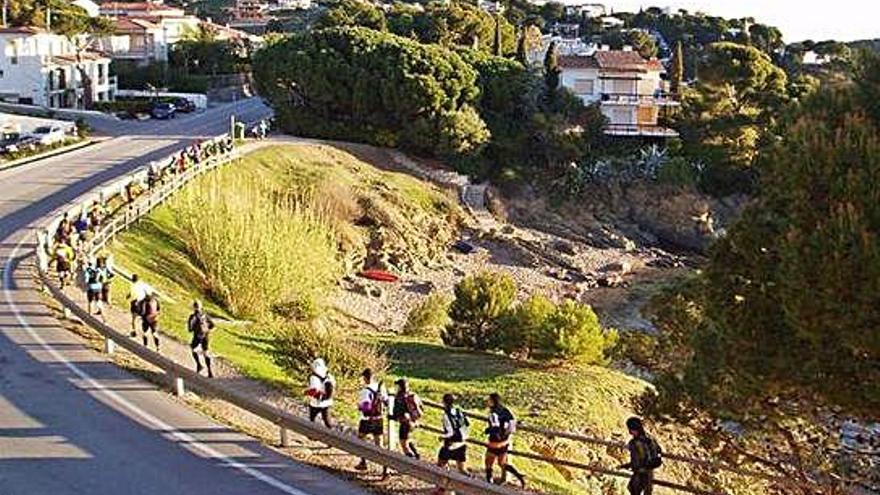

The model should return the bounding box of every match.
[33,129,520,495]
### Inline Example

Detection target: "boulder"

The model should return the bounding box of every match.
[551,240,577,256]
[601,261,632,275]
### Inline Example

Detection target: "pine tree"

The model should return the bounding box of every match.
[516,29,528,66]
[492,14,502,56]
[670,40,684,94]
[543,41,560,93]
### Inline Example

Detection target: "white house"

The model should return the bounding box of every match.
[560,1,606,18]
[0,27,115,108]
[559,50,678,137]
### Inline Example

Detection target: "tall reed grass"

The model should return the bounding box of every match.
[171,172,342,319]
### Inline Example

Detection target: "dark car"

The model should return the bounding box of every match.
[151,102,176,120]
[1,134,39,154]
[173,97,196,113]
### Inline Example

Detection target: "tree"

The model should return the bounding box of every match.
[387,1,515,56]
[443,272,517,350]
[670,40,684,94]
[515,29,528,65]
[492,13,502,56]
[315,0,386,31]
[543,41,560,104]
[50,5,114,109]
[253,27,488,159]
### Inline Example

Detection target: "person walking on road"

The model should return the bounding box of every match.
[619,417,663,495]
[436,393,469,486]
[305,358,335,428]
[355,368,387,472]
[187,300,215,377]
[127,274,150,336]
[96,256,114,305]
[139,292,161,350]
[484,393,525,487]
[391,378,423,459]
[54,242,75,289]
[84,259,103,316]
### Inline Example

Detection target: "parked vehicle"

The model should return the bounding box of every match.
[31,125,66,146]
[173,98,196,113]
[151,103,176,120]
[1,134,39,154]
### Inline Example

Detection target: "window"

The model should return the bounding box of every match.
[572,78,594,95]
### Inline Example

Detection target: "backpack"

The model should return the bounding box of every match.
[446,408,469,443]
[313,373,333,400]
[142,297,160,322]
[365,385,384,417]
[189,312,213,336]
[404,394,422,422]
[641,436,663,469]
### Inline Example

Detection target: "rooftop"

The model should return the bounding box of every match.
[0,26,50,35]
[559,50,665,72]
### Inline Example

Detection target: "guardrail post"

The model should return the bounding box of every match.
[174,376,185,397]
[104,337,116,355]
[279,427,291,448]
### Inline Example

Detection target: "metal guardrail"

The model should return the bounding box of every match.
[33,130,520,495]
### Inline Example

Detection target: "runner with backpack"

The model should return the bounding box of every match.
[187,300,215,377]
[54,242,75,289]
[391,378,423,459]
[127,274,151,337]
[83,260,103,316]
[305,358,335,428]
[355,368,387,472]
[96,256,113,305]
[485,393,526,487]
[619,416,663,495]
[139,292,161,351]
[435,392,469,489]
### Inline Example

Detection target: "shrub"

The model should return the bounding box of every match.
[496,294,555,357]
[403,293,451,338]
[610,331,659,368]
[443,271,517,350]
[266,315,388,381]
[536,300,618,363]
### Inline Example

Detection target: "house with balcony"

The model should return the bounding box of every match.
[0,27,116,108]
[559,49,678,138]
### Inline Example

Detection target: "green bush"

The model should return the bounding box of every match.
[611,330,658,368]
[537,301,618,363]
[403,293,451,338]
[443,271,517,350]
[496,294,555,357]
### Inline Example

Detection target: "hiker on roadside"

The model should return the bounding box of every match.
[305,358,335,428]
[484,393,526,487]
[436,393,469,484]
[355,368,387,472]
[54,241,75,289]
[88,201,105,233]
[139,291,161,350]
[96,256,114,305]
[187,300,215,377]
[391,378,423,459]
[619,417,662,495]
[127,274,150,337]
[73,213,89,238]
[55,213,73,245]
[84,259,103,315]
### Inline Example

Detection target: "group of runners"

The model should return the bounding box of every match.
[304,359,663,494]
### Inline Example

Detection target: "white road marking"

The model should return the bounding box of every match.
[3,234,312,495]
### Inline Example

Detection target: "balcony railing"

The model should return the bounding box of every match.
[604,123,679,138]
[600,92,679,106]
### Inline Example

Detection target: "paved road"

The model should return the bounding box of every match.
[0,100,368,495]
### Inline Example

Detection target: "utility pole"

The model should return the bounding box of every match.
[2,0,8,28]
[46,1,52,32]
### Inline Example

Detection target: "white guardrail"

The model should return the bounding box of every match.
[32,128,785,495]
[32,130,521,495]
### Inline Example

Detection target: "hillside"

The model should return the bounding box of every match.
[106,143,763,495]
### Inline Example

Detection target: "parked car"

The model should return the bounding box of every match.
[31,125,66,146]
[151,102,176,120]
[1,134,39,154]
[173,97,196,113]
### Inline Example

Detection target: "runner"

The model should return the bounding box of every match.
[127,274,150,337]
[55,213,73,245]
[435,393,469,494]
[305,358,335,428]
[139,292,161,350]
[355,368,387,472]
[391,378,423,459]
[484,393,525,487]
[187,300,215,377]
[53,242,75,289]
[84,260,103,315]
[96,256,114,305]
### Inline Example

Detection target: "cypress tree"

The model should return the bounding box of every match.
[516,29,528,65]
[670,40,684,94]
[544,41,560,93]
[492,14,502,56]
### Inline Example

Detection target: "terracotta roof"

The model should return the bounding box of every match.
[593,50,666,73]
[0,26,49,35]
[52,52,109,64]
[558,55,599,69]
[113,17,160,32]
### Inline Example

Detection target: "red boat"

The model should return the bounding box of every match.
[358,269,400,282]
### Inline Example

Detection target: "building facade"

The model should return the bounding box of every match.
[559,50,678,137]
[0,27,115,108]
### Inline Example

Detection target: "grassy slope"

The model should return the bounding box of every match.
[109,144,662,494]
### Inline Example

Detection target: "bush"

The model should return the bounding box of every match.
[267,315,388,381]
[536,300,618,363]
[611,330,659,368]
[443,272,517,350]
[403,293,451,338]
[496,294,555,357]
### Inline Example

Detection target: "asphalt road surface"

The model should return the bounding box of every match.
[0,100,368,495]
